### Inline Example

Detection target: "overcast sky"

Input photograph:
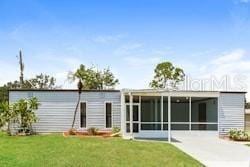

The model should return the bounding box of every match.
[0,0,250,100]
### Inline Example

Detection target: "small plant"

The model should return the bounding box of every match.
[87,127,98,135]
[112,126,120,134]
[229,129,249,141]
[111,126,120,137]
[68,128,77,135]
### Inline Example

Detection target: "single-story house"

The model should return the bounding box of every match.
[9,89,246,141]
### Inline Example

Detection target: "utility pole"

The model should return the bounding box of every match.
[18,50,24,88]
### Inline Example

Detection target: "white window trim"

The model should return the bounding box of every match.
[104,101,113,129]
[79,101,88,130]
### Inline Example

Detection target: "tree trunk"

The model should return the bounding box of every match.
[71,93,81,129]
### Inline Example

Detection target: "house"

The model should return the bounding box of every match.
[9,89,246,141]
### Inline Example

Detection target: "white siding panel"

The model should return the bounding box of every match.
[9,91,121,133]
[219,93,245,136]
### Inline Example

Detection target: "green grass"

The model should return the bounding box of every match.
[0,132,203,167]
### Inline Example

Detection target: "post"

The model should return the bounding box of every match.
[120,93,125,137]
[129,93,133,139]
[161,96,163,131]
[168,96,171,142]
[18,50,24,88]
[189,97,192,130]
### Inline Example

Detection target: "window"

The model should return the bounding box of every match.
[80,102,86,128]
[106,103,112,128]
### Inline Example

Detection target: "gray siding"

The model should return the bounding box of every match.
[9,91,121,133]
[219,93,245,136]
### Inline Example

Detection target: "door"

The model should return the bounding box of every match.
[125,104,140,133]
[198,103,207,130]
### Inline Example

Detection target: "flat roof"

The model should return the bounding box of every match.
[121,89,247,94]
[8,89,120,92]
[8,89,247,94]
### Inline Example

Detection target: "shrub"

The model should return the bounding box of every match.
[111,127,121,137]
[229,129,249,141]
[68,128,77,135]
[112,127,120,134]
[87,127,98,135]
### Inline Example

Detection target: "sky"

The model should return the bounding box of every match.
[0,0,250,99]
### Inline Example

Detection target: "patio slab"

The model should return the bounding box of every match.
[171,131,250,167]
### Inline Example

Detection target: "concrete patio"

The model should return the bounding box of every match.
[171,131,250,167]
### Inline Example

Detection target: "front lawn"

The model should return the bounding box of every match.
[0,132,203,167]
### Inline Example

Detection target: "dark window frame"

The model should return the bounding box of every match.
[80,102,87,128]
[105,102,112,128]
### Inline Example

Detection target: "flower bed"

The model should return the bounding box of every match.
[63,131,112,137]
[229,129,250,141]
[64,127,120,138]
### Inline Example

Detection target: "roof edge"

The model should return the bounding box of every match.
[8,89,120,92]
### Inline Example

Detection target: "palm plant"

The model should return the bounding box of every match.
[13,97,39,134]
[0,102,18,135]
[71,80,83,129]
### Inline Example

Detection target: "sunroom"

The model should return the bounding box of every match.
[121,89,219,141]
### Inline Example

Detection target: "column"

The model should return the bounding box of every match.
[168,96,171,142]
[129,93,133,139]
[189,97,192,130]
[161,96,163,131]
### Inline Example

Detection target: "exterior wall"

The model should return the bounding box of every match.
[219,93,245,136]
[9,90,246,137]
[9,90,121,133]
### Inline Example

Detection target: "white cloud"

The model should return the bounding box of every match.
[182,49,250,100]
[0,60,19,85]
[199,49,250,77]
[114,43,143,55]
[212,49,245,65]
[238,0,250,3]
[233,0,250,4]
[92,34,125,44]
[124,56,162,68]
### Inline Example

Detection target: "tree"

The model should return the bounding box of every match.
[150,61,185,90]
[68,64,119,90]
[24,73,57,89]
[246,102,250,109]
[71,80,83,129]
[0,101,11,130]
[0,74,58,102]
[0,81,21,103]
[6,97,39,135]
[13,97,39,134]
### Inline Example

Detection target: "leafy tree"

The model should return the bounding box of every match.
[0,74,58,102]
[24,73,57,89]
[0,101,11,129]
[12,97,39,134]
[246,102,250,109]
[150,61,185,90]
[68,64,119,90]
[0,97,39,135]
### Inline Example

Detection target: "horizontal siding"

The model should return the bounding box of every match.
[9,91,121,133]
[219,93,245,136]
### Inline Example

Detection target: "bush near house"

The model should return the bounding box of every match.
[87,127,98,135]
[0,97,39,136]
[111,126,121,137]
[229,129,249,141]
